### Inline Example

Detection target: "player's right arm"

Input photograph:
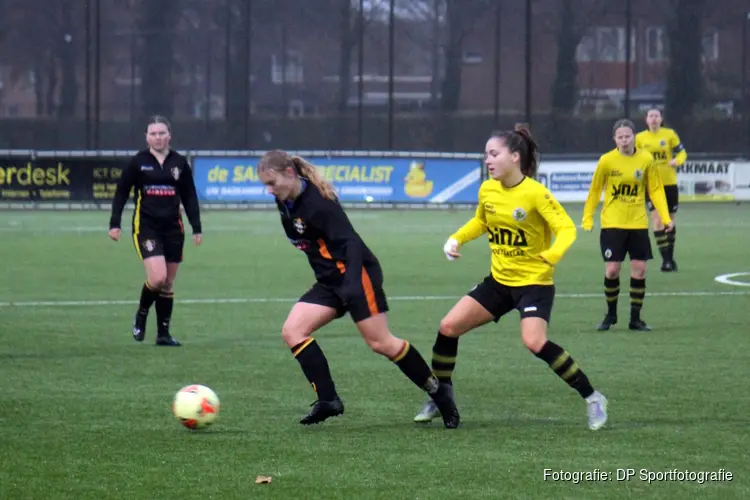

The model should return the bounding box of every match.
[581,156,609,231]
[109,158,138,231]
[444,184,488,259]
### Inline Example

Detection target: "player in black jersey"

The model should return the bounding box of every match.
[109,116,203,346]
[258,150,459,427]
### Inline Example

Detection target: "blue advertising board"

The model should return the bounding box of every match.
[191,156,482,203]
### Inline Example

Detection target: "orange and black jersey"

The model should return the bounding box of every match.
[277,180,379,297]
[109,149,202,234]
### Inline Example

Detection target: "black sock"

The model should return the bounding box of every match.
[654,229,669,261]
[291,338,338,401]
[604,277,620,316]
[138,281,159,313]
[392,341,440,394]
[431,331,458,385]
[155,291,174,336]
[534,340,595,399]
[666,227,676,261]
[630,277,645,322]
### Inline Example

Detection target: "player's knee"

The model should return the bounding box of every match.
[439,316,464,337]
[523,335,546,354]
[604,263,621,279]
[521,322,547,353]
[631,262,647,279]
[366,334,401,358]
[148,274,169,291]
[281,320,310,348]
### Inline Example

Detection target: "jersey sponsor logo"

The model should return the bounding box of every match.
[144,184,176,196]
[492,247,527,257]
[652,151,668,161]
[140,165,154,171]
[488,226,528,247]
[483,202,496,214]
[171,167,181,181]
[293,218,306,234]
[512,207,527,222]
[288,238,311,251]
[611,182,640,200]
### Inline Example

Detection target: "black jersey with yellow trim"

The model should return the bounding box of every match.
[109,149,202,234]
[276,181,380,298]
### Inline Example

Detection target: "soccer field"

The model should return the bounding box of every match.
[1,203,748,499]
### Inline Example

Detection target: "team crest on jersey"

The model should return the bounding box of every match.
[512,207,527,222]
[171,167,181,181]
[293,218,306,234]
[483,202,496,214]
[634,169,643,180]
[143,239,155,252]
[660,140,666,146]
[604,249,612,259]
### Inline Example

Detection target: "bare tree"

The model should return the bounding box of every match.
[664,0,708,126]
[547,0,619,116]
[0,0,85,117]
[137,0,176,118]
[440,0,493,112]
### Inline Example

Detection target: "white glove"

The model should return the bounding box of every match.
[443,238,459,261]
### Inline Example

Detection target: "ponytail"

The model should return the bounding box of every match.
[291,156,337,200]
[513,123,540,179]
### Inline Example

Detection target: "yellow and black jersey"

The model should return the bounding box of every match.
[582,148,671,230]
[635,127,687,186]
[451,177,577,287]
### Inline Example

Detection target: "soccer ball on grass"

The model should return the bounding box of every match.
[172,384,220,430]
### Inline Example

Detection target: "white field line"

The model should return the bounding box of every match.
[1,290,748,308]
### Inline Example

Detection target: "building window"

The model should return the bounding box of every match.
[702,28,719,61]
[576,27,635,62]
[646,26,667,62]
[462,51,483,64]
[271,50,304,84]
[288,99,304,118]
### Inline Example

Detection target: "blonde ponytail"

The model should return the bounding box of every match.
[291,156,337,200]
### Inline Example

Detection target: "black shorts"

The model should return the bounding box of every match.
[298,266,389,323]
[599,228,652,262]
[468,275,555,323]
[133,230,185,263]
[646,184,679,213]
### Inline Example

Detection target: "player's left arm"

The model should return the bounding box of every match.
[312,201,365,301]
[646,162,672,225]
[177,160,203,235]
[669,130,687,166]
[537,189,577,265]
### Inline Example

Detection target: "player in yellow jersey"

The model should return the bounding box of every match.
[583,119,674,333]
[413,124,608,431]
[636,108,687,272]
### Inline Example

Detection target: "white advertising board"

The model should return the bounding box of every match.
[536,159,750,202]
